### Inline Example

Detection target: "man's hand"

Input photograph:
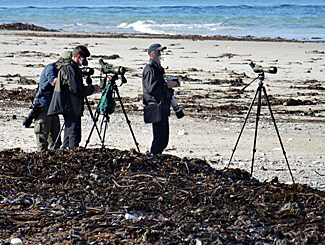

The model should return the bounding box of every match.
[93,85,100,93]
[52,78,58,86]
[167,80,180,88]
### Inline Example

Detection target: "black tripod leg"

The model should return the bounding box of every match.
[100,115,110,148]
[52,122,64,150]
[84,98,103,147]
[250,85,262,177]
[226,86,260,169]
[85,110,101,148]
[114,86,140,152]
[262,86,295,184]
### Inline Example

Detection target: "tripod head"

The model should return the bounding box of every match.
[100,74,127,90]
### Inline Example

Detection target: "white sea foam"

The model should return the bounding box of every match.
[118,20,164,34]
[63,23,84,27]
[118,20,238,35]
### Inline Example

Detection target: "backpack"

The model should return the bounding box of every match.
[98,80,116,115]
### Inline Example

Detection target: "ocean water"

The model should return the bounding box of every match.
[0,0,324,41]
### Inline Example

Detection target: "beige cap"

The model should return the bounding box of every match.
[61,51,72,59]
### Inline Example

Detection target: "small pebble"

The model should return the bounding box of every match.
[11,238,23,245]
[178,129,188,135]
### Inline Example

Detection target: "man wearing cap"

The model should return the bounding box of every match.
[33,51,72,151]
[142,43,180,155]
[48,45,100,148]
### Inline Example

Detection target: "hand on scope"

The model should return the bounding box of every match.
[93,85,100,93]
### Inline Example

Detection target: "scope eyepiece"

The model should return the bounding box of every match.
[98,58,105,66]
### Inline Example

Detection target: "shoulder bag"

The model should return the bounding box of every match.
[144,102,161,123]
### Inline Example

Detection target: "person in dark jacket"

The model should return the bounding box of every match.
[142,43,180,155]
[33,51,72,151]
[48,45,100,148]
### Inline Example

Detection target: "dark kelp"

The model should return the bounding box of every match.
[0,148,324,244]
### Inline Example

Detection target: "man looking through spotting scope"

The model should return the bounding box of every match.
[31,51,72,151]
[48,45,100,148]
[142,43,182,155]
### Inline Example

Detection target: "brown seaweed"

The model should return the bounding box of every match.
[0,148,324,244]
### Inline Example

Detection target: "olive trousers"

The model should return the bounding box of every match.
[34,105,61,151]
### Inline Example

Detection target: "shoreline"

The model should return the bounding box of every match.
[0,23,317,43]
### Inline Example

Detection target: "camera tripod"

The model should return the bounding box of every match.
[84,74,140,152]
[226,72,295,184]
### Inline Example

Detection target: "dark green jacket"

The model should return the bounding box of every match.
[48,58,94,117]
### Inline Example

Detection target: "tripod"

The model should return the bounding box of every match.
[85,74,140,152]
[51,97,102,149]
[226,72,295,184]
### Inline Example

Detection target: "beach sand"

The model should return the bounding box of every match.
[0,30,324,188]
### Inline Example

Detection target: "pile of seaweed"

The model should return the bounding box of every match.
[0,148,324,244]
[0,88,36,103]
[0,23,57,32]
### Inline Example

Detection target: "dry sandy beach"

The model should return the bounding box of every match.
[0,30,324,189]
